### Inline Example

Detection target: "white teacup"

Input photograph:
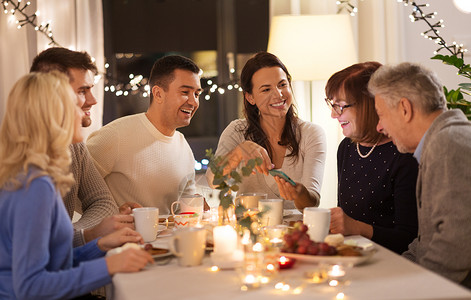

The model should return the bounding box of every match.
[258,198,283,226]
[132,207,159,242]
[168,227,206,267]
[303,207,331,242]
[171,194,204,216]
[236,193,267,209]
[174,212,200,229]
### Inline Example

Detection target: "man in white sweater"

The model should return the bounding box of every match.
[87,55,202,214]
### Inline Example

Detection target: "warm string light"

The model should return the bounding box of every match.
[399,0,468,58]
[104,68,242,100]
[336,0,359,16]
[2,0,60,46]
[204,78,242,101]
[194,158,209,172]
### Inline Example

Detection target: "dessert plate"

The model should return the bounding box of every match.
[280,247,376,266]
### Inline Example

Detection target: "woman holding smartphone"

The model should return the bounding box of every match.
[0,72,153,299]
[206,52,326,210]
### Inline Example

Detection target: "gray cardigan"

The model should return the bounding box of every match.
[403,109,471,289]
[66,142,118,246]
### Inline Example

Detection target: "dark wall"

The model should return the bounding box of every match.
[104,0,268,54]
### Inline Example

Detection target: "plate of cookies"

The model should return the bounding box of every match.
[143,243,172,259]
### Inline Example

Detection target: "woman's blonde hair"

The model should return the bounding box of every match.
[0,71,76,196]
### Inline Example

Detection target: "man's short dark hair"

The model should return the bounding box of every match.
[148,55,200,104]
[30,47,98,78]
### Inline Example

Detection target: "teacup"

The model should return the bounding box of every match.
[132,207,159,242]
[171,194,204,216]
[174,212,200,229]
[303,207,330,242]
[168,227,206,267]
[236,193,267,209]
[258,198,283,226]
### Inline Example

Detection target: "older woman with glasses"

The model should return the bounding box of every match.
[325,62,418,254]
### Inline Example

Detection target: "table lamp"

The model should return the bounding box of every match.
[267,14,357,81]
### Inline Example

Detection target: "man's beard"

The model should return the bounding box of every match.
[82,117,92,127]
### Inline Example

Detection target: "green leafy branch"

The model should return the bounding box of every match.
[206,148,265,243]
[432,54,471,119]
[206,148,263,209]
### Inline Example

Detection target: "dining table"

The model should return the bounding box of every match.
[108,213,471,300]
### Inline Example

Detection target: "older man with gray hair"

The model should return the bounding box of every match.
[368,62,471,289]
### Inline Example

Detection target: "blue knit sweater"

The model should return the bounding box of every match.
[0,172,111,299]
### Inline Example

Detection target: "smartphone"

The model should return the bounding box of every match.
[269,169,296,186]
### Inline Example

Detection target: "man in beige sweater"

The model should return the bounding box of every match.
[31,47,138,246]
[87,55,202,214]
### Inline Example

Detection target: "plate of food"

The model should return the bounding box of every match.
[156,224,168,234]
[143,243,172,259]
[205,241,214,252]
[159,215,174,226]
[280,223,377,266]
[107,242,172,260]
[281,244,376,266]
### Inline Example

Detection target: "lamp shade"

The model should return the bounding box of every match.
[454,0,471,14]
[267,14,357,81]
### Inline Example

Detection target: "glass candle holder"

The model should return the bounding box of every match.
[239,272,261,291]
[208,207,219,225]
[262,249,280,279]
[304,265,328,284]
[326,264,350,286]
[278,255,296,269]
[264,225,288,248]
[239,250,264,291]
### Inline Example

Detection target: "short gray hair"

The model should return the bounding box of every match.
[367,62,446,114]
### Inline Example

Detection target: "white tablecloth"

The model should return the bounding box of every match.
[109,235,471,300]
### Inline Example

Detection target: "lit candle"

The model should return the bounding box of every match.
[252,242,263,252]
[241,274,261,290]
[266,225,288,248]
[278,256,296,269]
[213,225,237,255]
[327,265,346,279]
[269,237,283,247]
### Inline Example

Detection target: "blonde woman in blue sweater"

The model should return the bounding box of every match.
[0,72,153,300]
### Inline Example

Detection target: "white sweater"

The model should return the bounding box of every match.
[86,113,196,214]
[206,119,326,209]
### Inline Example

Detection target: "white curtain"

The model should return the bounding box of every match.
[0,1,35,124]
[0,0,104,137]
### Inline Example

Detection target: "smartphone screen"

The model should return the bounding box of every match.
[269,169,296,186]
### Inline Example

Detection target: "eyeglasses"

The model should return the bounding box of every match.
[325,98,355,115]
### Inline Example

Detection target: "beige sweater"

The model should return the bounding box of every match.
[206,119,326,209]
[86,113,196,214]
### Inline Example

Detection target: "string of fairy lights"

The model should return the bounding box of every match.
[338,0,468,57]
[2,0,60,46]
[336,0,359,16]
[103,62,242,101]
[399,0,468,58]
[4,0,468,94]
